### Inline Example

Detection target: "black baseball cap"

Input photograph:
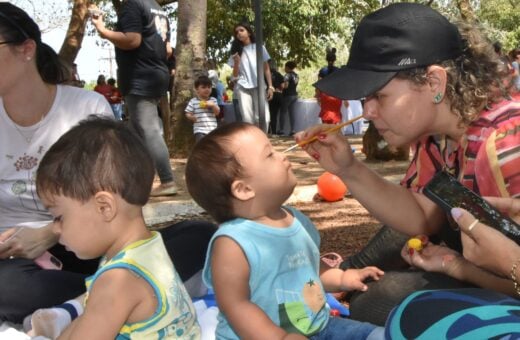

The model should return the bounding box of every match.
[315,3,464,100]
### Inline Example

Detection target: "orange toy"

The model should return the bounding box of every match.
[317,172,347,202]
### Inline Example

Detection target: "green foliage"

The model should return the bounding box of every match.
[206,0,379,68]
[477,0,520,50]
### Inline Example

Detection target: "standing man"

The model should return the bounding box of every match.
[91,1,178,196]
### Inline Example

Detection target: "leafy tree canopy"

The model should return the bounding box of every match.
[206,0,380,67]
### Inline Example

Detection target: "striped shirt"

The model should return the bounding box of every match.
[185,96,218,135]
[402,99,520,198]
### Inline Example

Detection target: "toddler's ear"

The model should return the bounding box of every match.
[231,179,255,201]
[94,191,117,221]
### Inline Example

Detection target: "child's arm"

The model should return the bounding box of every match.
[185,111,197,123]
[212,236,306,340]
[58,268,155,339]
[319,264,384,293]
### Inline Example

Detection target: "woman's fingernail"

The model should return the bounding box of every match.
[451,208,463,221]
[312,153,320,160]
[318,133,327,140]
[408,248,414,256]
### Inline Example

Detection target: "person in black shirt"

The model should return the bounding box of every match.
[91,0,178,196]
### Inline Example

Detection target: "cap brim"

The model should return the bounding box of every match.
[314,67,397,100]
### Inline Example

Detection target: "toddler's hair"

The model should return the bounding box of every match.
[36,116,155,206]
[186,122,256,223]
[195,75,212,88]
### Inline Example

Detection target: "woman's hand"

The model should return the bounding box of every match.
[295,125,356,176]
[0,223,58,260]
[451,198,520,277]
[400,235,464,276]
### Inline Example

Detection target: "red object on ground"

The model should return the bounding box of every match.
[317,172,347,202]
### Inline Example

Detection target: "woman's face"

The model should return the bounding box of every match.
[0,35,25,96]
[362,77,437,147]
[234,26,251,44]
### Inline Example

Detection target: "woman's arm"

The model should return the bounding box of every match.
[298,127,444,235]
[264,61,274,101]
[0,223,58,259]
[91,15,142,50]
[211,237,306,340]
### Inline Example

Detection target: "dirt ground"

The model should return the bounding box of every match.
[150,135,410,260]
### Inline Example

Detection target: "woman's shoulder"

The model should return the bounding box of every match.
[55,85,113,116]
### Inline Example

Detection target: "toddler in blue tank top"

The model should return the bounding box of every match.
[186,122,385,339]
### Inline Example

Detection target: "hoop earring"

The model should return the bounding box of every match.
[433,93,443,104]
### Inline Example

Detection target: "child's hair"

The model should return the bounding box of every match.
[185,122,256,223]
[195,75,212,88]
[107,78,116,86]
[36,116,155,206]
[395,21,511,125]
[285,61,297,70]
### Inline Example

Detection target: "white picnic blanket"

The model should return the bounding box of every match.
[0,302,218,340]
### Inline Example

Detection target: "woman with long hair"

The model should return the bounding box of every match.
[228,22,273,129]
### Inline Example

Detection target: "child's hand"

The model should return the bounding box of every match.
[340,267,384,291]
[185,113,197,123]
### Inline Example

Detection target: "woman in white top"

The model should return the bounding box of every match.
[228,22,273,129]
[0,3,114,324]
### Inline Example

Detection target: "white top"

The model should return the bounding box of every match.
[185,97,219,135]
[0,85,113,231]
[228,44,270,89]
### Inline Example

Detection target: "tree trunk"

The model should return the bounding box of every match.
[455,0,477,23]
[58,0,89,67]
[169,0,207,157]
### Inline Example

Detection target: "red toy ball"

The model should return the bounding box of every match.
[317,172,347,202]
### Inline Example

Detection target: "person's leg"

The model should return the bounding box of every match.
[158,220,217,282]
[125,94,175,185]
[287,95,298,134]
[0,248,96,323]
[309,316,380,340]
[236,87,255,124]
[268,93,280,134]
[30,295,84,338]
[340,225,410,271]
[348,270,473,326]
[385,288,520,339]
[194,133,206,143]
[232,99,242,122]
[279,96,289,135]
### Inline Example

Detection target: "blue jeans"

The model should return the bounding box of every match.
[309,317,383,340]
[110,103,123,120]
[125,94,174,184]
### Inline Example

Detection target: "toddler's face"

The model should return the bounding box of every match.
[231,127,297,203]
[41,193,110,260]
[195,84,212,100]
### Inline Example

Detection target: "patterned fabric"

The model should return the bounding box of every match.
[385,288,520,339]
[202,206,330,339]
[401,99,520,198]
[85,232,200,339]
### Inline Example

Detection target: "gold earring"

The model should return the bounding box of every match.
[433,93,443,104]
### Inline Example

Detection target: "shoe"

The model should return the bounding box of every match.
[150,182,178,197]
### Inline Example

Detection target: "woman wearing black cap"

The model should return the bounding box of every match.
[297,2,520,329]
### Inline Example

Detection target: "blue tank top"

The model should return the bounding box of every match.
[203,206,329,339]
